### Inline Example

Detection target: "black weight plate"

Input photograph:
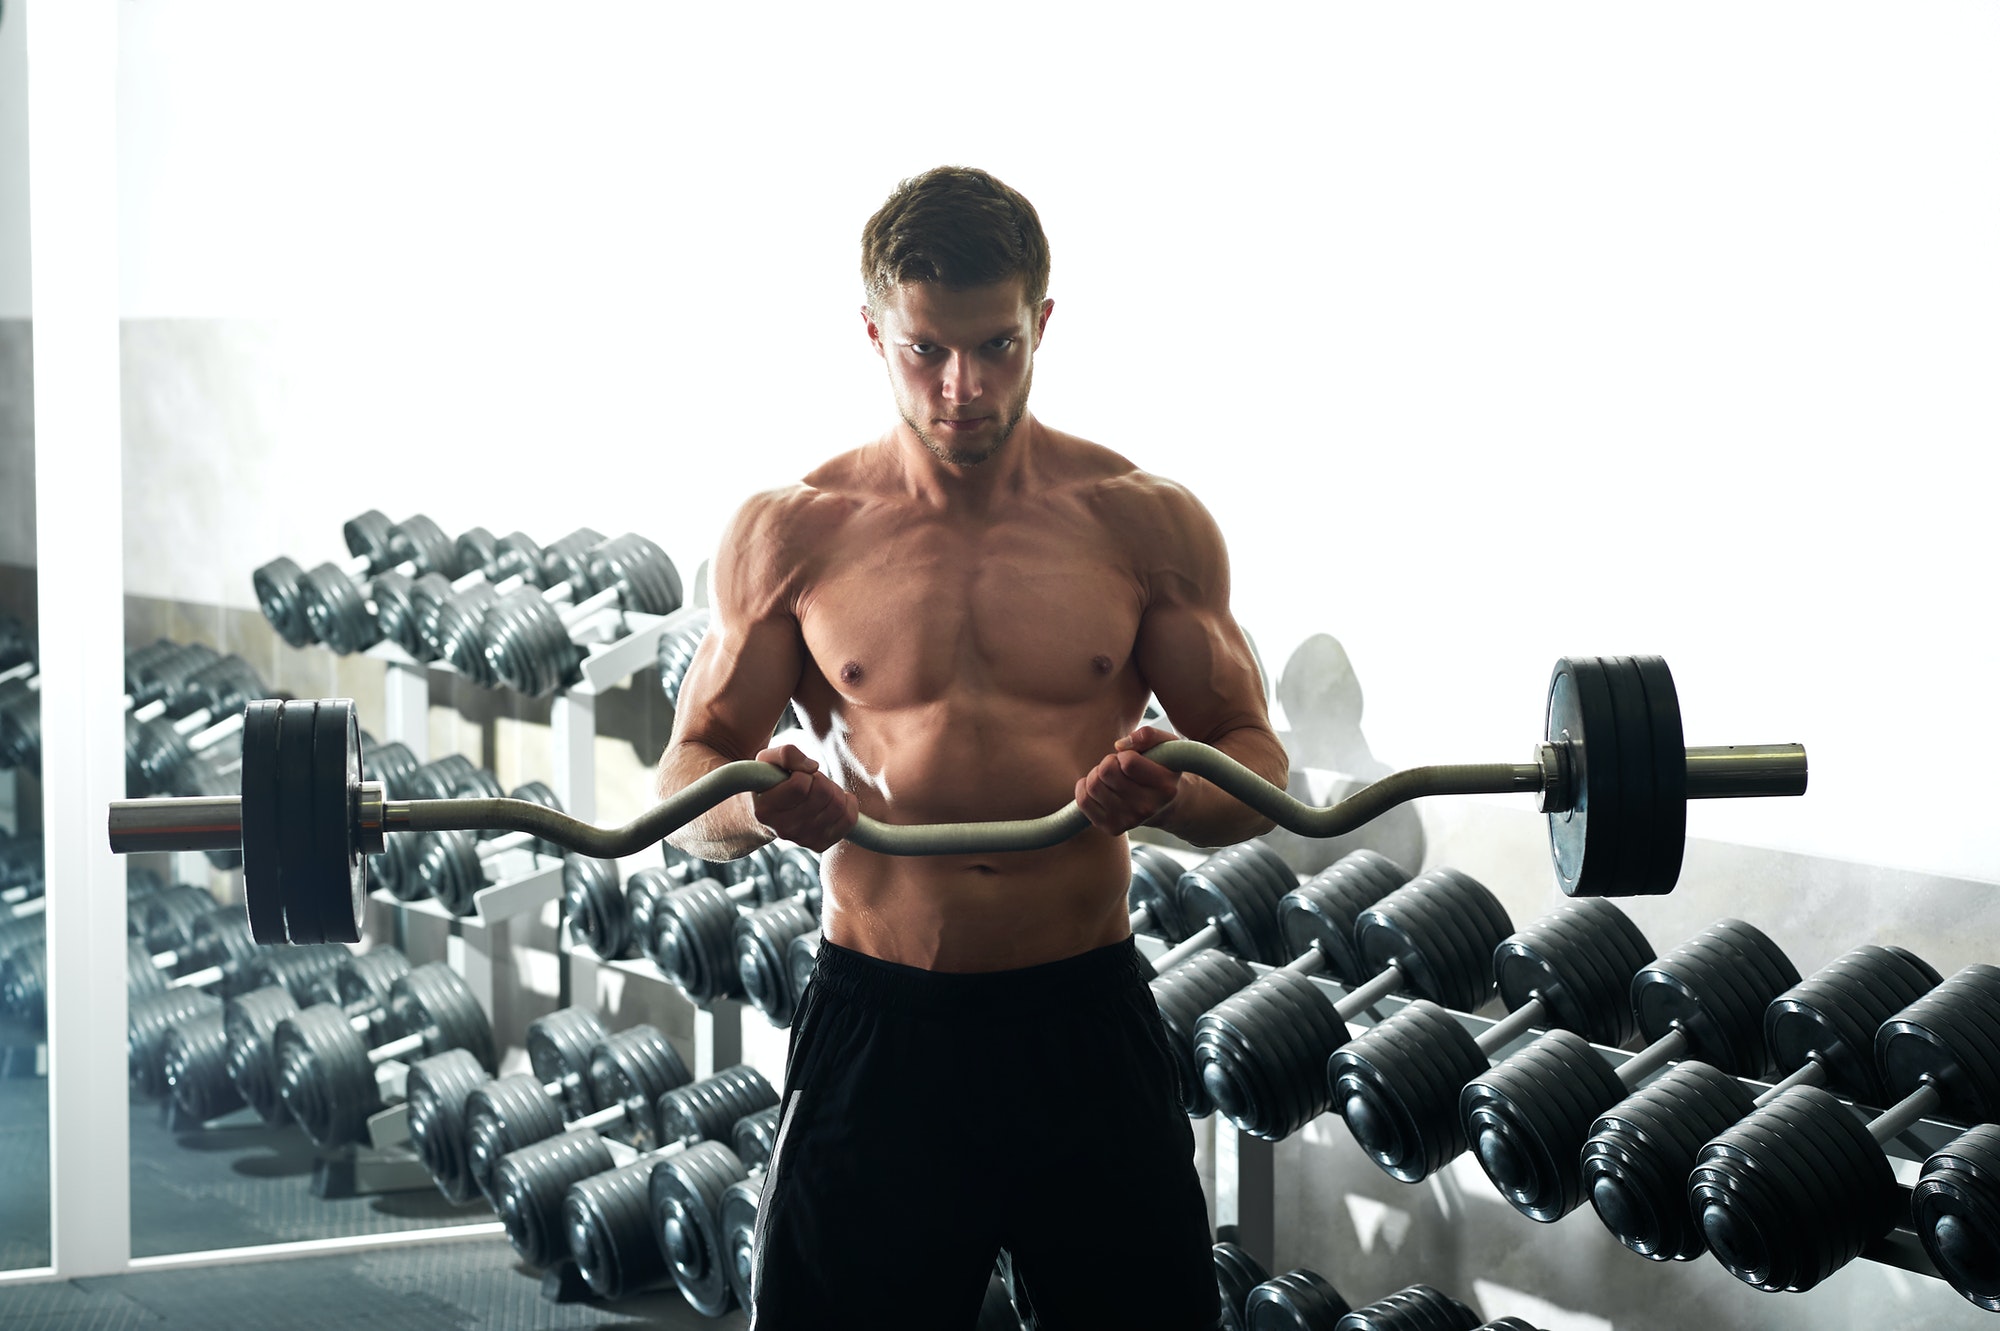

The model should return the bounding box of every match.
[240,700,286,944]
[1329,999,1487,1182]
[1545,657,1621,898]
[525,1006,609,1119]
[1580,1058,1757,1262]
[343,509,395,565]
[493,1129,615,1267]
[1914,1123,2000,1312]
[1335,1284,1481,1331]
[313,701,364,944]
[275,700,325,944]
[1632,656,1686,894]
[1214,1241,1270,1331]
[1600,657,1656,898]
[1245,1268,1350,1328]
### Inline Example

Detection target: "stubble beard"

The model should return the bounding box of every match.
[905,363,1035,467]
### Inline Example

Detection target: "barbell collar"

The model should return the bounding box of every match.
[1684,744,1808,800]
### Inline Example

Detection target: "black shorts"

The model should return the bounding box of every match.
[749,935,1220,1330]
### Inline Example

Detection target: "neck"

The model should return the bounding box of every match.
[888,412,1042,511]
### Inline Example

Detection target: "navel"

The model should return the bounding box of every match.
[841,661,865,685]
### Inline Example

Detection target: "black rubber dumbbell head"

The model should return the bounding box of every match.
[586,1024,693,1149]
[566,1155,672,1300]
[130,988,221,1097]
[466,1072,572,1207]
[649,1139,750,1316]
[1245,1268,1350,1327]
[1129,843,1192,943]
[404,1047,494,1204]
[1276,850,1408,984]
[526,1005,609,1119]
[390,962,496,1073]
[1214,1240,1270,1331]
[162,1009,244,1123]
[657,1064,779,1148]
[731,1104,781,1170]
[1176,842,1297,966]
[649,879,748,1003]
[1914,1122,2000,1313]
[720,1178,762,1313]
[735,898,816,1026]
[1334,1284,1481,1331]
[492,1129,614,1267]
[1151,949,1256,1118]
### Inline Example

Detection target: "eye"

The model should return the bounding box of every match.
[909,342,938,356]
[987,337,1015,351]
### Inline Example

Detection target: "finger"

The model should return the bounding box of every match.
[753,744,820,774]
[1114,747,1182,792]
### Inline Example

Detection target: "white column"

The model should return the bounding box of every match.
[551,692,597,1005]
[381,660,429,759]
[29,0,130,1276]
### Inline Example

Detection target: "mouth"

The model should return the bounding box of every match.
[938,417,989,431]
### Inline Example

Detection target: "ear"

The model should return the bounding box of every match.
[861,303,886,359]
[1033,297,1054,349]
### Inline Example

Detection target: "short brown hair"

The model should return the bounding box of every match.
[860,166,1051,314]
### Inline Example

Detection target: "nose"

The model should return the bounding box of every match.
[941,351,982,406]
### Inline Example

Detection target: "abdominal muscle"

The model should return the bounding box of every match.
[810,698,1144,973]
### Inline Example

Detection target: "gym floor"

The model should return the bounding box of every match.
[0,1029,747,1329]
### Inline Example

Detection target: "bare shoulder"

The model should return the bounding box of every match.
[1059,437,1228,591]
[715,452,872,619]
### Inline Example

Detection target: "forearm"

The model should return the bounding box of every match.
[657,738,775,862]
[1147,724,1289,848]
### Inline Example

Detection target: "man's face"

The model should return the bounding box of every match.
[864,279,1053,467]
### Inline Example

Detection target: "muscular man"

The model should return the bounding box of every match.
[656,166,1288,1330]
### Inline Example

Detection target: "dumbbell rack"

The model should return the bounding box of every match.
[1131,933,1964,1285]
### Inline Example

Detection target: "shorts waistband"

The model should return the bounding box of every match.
[810,935,1150,1015]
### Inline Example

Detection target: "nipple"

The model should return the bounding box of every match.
[1091,654,1114,675]
[841,661,865,685]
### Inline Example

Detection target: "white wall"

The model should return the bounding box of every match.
[0,0,29,319]
[110,2,2000,889]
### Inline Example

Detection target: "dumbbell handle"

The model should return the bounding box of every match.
[340,551,418,582]
[370,1031,427,1066]
[168,963,226,991]
[10,896,45,919]
[0,662,32,686]
[1754,1055,1832,1106]
[108,739,1808,860]
[1128,905,1153,935]
[1,885,32,906]
[572,1102,629,1134]
[1474,996,1549,1055]
[1869,1080,1941,1144]
[1617,1026,1690,1090]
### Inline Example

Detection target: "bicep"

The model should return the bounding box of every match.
[666,496,807,762]
[1130,494,1271,745]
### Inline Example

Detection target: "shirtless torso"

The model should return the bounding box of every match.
[657,281,1286,974]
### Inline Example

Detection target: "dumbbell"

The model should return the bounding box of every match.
[1690,963,2000,1293]
[456,1023,694,1205]
[718,1176,762,1314]
[222,946,405,1125]
[1237,1267,1484,1331]
[481,532,683,696]
[1195,862,1515,1141]
[405,1005,612,1204]
[275,960,497,1148]
[491,1071,771,1280]
[560,838,750,964]
[730,1103,781,1170]
[1580,943,1941,1261]
[375,527,548,661]
[1460,917,1800,1223]
[161,1008,246,1122]
[123,656,267,795]
[1915,1122,2000,1312]
[1327,898,1656,1183]
[735,895,819,1027]
[649,1128,777,1316]
[396,782,565,915]
[254,511,464,651]
[417,528,604,680]
[645,843,820,1003]
[1127,842,1193,945]
[1215,1240,1271,1331]
[1149,845,1368,1120]
[1,639,222,774]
